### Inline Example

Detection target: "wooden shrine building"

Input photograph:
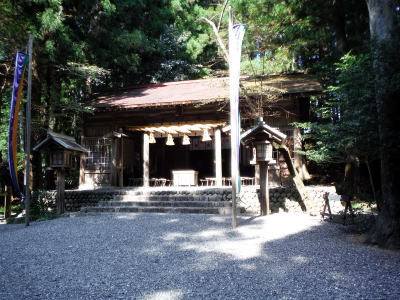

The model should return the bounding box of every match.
[80,73,322,188]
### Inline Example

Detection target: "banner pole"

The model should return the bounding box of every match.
[25,34,33,227]
[228,9,237,229]
[228,9,245,229]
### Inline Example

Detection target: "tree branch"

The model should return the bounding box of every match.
[217,0,229,32]
[202,17,229,63]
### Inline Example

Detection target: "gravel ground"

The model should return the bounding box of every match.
[1,213,399,300]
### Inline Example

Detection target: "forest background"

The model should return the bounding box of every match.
[0,0,399,247]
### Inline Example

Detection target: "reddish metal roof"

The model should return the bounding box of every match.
[93,77,230,110]
[92,75,322,111]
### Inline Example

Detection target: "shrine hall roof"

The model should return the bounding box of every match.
[91,74,322,111]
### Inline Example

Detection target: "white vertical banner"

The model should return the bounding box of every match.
[229,11,245,228]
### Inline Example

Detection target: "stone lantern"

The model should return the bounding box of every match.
[33,131,88,214]
[254,140,274,163]
[241,118,286,215]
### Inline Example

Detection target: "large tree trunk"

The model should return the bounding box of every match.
[366,0,400,249]
[342,154,360,197]
[31,78,43,190]
[331,0,349,54]
[275,143,304,190]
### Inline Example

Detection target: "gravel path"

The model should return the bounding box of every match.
[1,213,399,300]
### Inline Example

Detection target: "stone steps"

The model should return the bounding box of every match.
[98,200,232,208]
[81,206,240,215]
[79,191,241,215]
[112,195,224,201]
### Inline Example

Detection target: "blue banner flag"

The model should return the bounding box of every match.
[8,52,28,199]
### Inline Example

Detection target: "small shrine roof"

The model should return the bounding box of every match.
[33,131,88,153]
[241,118,287,145]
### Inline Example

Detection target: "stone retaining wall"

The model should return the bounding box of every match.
[302,185,345,216]
[32,190,114,212]
[239,185,344,216]
[31,185,344,216]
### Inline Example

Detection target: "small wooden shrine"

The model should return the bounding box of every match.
[241,117,287,215]
[33,131,88,214]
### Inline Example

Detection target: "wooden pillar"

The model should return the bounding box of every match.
[255,164,260,185]
[4,185,12,219]
[185,144,190,168]
[259,162,270,216]
[111,139,117,186]
[143,133,149,187]
[79,136,85,186]
[215,129,222,186]
[160,141,166,178]
[56,169,65,215]
[118,138,123,187]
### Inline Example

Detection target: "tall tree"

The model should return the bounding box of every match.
[366,0,400,248]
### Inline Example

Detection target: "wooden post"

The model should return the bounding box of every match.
[79,136,85,186]
[259,162,270,215]
[254,164,260,185]
[118,138,123,187]
[4,185,12,219]
[25,34,33,226]
[111,139,117,186]
[56,169,65,215]
[143,133,149,187]
[215,129,222,186]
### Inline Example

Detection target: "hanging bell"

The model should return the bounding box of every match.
[201,128,212,142]
[166,134,175,146]
[149,132,156,143]
[182,134,190,145]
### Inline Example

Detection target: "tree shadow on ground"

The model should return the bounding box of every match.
[0,213,399,300]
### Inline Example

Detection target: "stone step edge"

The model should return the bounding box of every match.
[112,195,230,199]
[80,206,242,215]
[68,191,231,197]
[98,200,232,206]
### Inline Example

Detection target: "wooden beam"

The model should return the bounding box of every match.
[128,122,227,135]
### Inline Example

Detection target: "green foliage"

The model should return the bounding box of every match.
[65,169,80,189]
[0,0,216,132]
[0,92,26,170]
[0,204,23,215]
[0,0,224,189]
[232,0,369,75]
[294,52,378,164]
[5,190,57,223]
[30,194,56,220]
[241,49,294,76]
[150,25,203,82]
[0,96,10,156]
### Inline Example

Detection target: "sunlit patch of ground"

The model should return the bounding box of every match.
[1,212,399,299]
